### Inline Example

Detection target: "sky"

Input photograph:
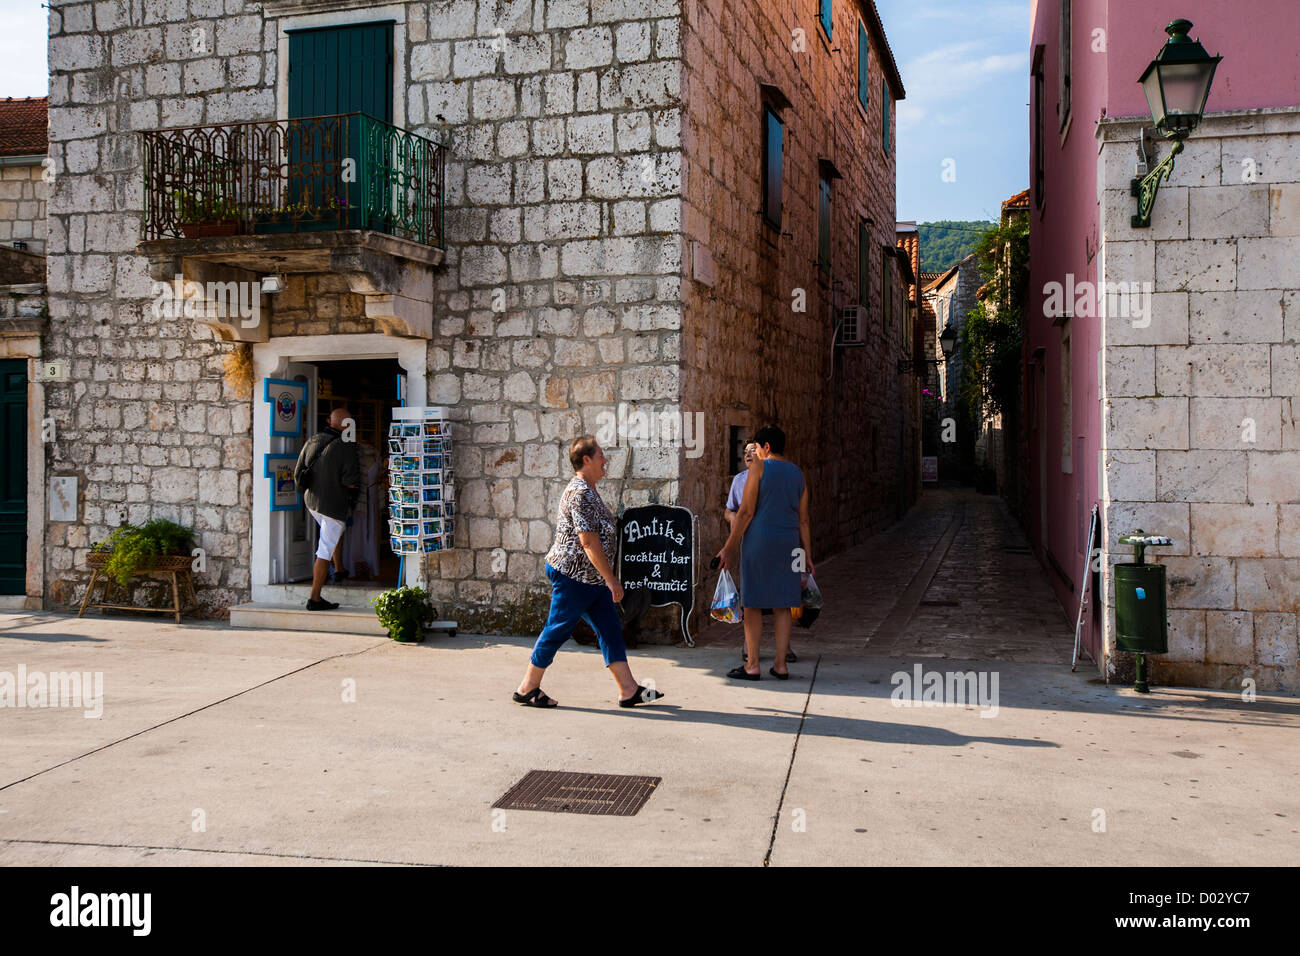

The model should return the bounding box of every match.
[0,0,1030,223]
[875,0,1032,224]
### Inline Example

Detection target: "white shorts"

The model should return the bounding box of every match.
[309,509,346,561]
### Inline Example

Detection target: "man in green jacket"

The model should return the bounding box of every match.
[293,407,360,610]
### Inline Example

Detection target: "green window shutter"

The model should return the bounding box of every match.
[858,22,869,110]
[858,220,869,308]
[818,176,831,274]
[288,21,393,121]
[882,79,890,152]
[820,0,832,40]
[762,106,783,229]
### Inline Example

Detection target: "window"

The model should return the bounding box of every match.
[728,425,747,475]
[819,0,832,41]
[857,218,870,309]
[1061,323,1072,474]
[882,79,891,152]
[1033,47,1045,208]
[1059,0,1072,132]
[762,106,783,230]
[818,175,831,275]
[882,251,891,333]
[857,21,869,111]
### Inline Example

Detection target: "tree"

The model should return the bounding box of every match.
[960,214,1029,428]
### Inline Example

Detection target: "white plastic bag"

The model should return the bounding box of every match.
[710,570,742,624]
[802,573,823,610]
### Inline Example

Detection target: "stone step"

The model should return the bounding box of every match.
[228,602,460,638]
[228,602,388,636]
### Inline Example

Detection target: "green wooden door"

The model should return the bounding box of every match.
[0,360,26,595]
[284,21,393,231]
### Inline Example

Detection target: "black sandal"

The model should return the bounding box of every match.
[769,667,789,680]
[619,685,664,707]
[727,666,760,681]
[512,688,558,708]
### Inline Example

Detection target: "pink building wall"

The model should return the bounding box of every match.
[1027,0,1300,663]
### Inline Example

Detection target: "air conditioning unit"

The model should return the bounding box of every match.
[834,305,867,347]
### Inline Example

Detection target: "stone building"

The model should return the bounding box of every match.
[923,252,979,481]
[1,97,49,605]
[1030,1,1300,689]
[24,0,913,636]
[0,97,50,257]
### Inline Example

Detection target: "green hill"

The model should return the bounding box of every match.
[918,221,996,274]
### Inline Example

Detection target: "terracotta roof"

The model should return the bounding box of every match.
[923,263,960,292]
[1002,188,1030,210]
[0,97,47,157]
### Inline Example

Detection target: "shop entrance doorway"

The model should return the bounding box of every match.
[269,357,402,589]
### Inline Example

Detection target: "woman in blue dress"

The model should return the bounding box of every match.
[716,424,813,680]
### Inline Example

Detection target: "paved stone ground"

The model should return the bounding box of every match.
[2,488,1298,866]
[696,487,1075,663]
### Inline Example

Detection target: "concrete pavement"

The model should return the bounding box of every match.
[2,488,1297,866]
[2,610,1297,866]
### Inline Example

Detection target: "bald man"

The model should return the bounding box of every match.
[293,407,360,610]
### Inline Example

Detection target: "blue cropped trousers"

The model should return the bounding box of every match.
[530,563,627,669]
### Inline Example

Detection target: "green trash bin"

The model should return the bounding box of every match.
[1114,563,1168,653]
[1114,531,1173,692]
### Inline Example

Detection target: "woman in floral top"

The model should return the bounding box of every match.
[513,435,665,709]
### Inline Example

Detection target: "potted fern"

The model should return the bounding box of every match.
[372,585,436,643]
[89,519,196,586]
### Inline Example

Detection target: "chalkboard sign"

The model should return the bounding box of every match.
[617,504,696,646]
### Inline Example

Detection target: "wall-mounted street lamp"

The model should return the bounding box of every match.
[1131,19,1222,228]
[898,324,957,374]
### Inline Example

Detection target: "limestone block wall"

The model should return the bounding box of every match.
[1098,109,1300,690]
[0,162,49,254]
[677,0,910,608]
[42,0,280,614]
[405,0,687,631]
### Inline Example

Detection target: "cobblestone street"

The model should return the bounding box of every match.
[697,487,1075,665]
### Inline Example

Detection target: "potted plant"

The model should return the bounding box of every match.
[173,189,241,238]
[372,585,436,643]
[254,199,316,235]
[89,519,196,586]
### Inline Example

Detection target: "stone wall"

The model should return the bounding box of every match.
[412,0,687,632]
[40,0,910,635]
[0,161,49,255]
[677,0,911,625]
[1098,108,1300,690]
[42,0,277,615]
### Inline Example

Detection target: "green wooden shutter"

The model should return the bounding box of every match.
[882,79,890,152]
[285,22,394,231]
[288,21,393,121]
[819,0,833,40]
[0,360,26,595]
[858,22,869,110]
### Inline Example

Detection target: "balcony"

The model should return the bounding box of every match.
[135,113,446,340]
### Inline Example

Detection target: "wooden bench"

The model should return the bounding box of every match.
[78,552,199,624]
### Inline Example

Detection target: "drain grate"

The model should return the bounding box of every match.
[919,599,960,607]
[492,770,661,816]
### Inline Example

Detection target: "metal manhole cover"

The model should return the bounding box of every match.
[492,770,661,816]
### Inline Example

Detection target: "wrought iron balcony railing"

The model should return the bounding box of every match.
[141,113,444,248]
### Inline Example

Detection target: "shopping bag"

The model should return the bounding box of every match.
[797,573,822,629]
[710,570,742,624]
[802,574,823,609]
